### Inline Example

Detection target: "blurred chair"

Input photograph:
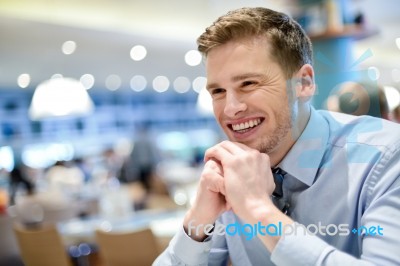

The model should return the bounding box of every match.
[95,228,159,266]
[42,207,79,225]
[0,215,23,266]
[13,224,73,266]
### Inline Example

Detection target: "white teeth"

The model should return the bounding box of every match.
[232,119,261,131]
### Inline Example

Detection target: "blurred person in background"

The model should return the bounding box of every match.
[102,148,124,181]
[121,124,159,191]
[154,7,400,265]
[326,81,390,120]
[73,157,92,183]
[8,163,35,206]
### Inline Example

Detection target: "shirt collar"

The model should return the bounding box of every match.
[278,107,329,186]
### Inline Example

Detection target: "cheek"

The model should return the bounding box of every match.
[212,100,223,116]
[212,104,224,127]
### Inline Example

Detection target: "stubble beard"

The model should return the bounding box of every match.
[257,106,293,155]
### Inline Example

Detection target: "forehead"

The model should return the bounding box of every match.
[205,37,280,84]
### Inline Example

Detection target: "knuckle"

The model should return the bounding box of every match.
[204,149,212,158]
[202,167,213,177]
[221,140,230,146]
[262,153,271,164]
[200,172,211,186]
[249,150,260,159]
[206,159,218,170]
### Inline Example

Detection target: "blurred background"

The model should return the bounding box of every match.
[0,0,399,265]
[0,0,399,169]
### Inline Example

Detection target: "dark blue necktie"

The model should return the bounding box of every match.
[272,168,290,214]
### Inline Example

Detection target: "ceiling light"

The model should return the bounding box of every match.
[105,74,121,91]
[80,74,95,90]
[62,40,77,55]
[130,45,147,61]
[29,77,94,120]
[396,38,400,50]
[17,73,31,88]
[185,50,202,66]
[130,75,147,92]
[192,76,207,93]
[173,76,191,93]
[153,76,169,93]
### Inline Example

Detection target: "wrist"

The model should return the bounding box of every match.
[183,209,216,242]
[244,197,277,224]
[249,205,275,225]
[248,200,293,231]
[246,201,293,253]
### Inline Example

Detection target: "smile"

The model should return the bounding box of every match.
[230,118,263,132]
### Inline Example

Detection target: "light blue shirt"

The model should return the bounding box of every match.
[154,108,400,265]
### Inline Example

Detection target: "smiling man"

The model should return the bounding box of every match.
[154,7,400,266]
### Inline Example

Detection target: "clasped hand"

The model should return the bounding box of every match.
[185,140,276,234]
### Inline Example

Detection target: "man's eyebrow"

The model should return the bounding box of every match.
[231,73,266,82]
[206,82,218,90]
[206,73,266,90]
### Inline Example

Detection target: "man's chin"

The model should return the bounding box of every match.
[225,135,263,150]
[236,139,259,150]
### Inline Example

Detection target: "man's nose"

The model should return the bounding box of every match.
[224,92,247,117]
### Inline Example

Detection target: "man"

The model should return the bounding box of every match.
[154,7,400,265]
[8,163,35,205]
[326,81,390,120]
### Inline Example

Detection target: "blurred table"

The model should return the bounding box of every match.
[58,208,185,248]
[156,161,201,208]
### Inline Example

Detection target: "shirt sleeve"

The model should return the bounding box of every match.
[153,219,229,266]
[271,146,400,266]
[270,224,375,266]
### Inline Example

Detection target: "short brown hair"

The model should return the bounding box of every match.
[197,7,313,78]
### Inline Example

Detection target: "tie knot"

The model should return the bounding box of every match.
[272,167,286,176]
[272,168,285,199]
[271,168,290,214]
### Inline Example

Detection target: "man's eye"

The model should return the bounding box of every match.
[211,88,225,95]
[242,81,256,87]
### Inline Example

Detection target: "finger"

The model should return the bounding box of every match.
[206,176,226,195]
[205,140,259,163]
[204,147,230,163]
[219,140,249,153]
[261,153,272,168]
[204,142,239,162]
[229,141,255,152]
[207,158,223,175]
[204,160,226,195]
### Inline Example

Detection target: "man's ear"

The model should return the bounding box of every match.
[295,64,315,102]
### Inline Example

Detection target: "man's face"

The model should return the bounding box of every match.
[205,37,295,155]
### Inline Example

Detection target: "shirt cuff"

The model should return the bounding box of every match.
[271,222,335,266]
[171,225,213,264]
